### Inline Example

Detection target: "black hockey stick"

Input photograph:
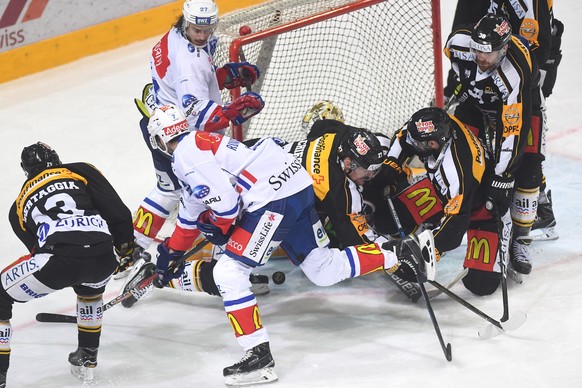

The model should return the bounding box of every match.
[384,196,422,303]
[487,201,512,322]
[36,239,210,324]
[427,279,526,339]
[418,278,452,361]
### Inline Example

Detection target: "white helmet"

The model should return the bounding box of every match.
[147,105,190,156]
[183,0,219,27]
[301,100,345,134]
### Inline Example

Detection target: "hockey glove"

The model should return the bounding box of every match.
[197,210,232,246]
[217,62,260,90]
[114,240,147,275]
[155,238,186,286]
[222,92,264,125]
[133,83,156,119]
[486,174,515,215]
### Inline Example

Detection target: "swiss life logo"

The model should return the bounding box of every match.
[0,0,50,49]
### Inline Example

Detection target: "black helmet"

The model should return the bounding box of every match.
[471,13,512,52]
[338,128,385,172]
[21,142,61,177]
[406,107,452,156]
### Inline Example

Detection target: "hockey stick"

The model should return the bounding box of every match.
[427,279,526,339]
[36,239,210,324]
[488,201,512,322]
[384,196,422,303]
[418,278,452,361]
[426,267,468,299]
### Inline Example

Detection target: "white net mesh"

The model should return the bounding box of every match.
[215,0,439,141]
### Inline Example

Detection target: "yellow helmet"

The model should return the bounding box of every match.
[301,100,344,133]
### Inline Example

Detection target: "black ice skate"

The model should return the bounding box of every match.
[68,347,98,382]
[530,190,558,241]
[223,342,278,386]
[0,371,6,388]
[509,239,532,276]
[120,257,157,308]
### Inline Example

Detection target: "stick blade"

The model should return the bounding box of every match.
[36,313,77,324]
[478,310,527,339]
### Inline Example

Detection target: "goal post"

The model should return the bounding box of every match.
[215,0,444,142]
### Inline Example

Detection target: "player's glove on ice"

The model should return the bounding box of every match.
[155,238,186,287]
[222,92,264,125]
[197,211,231,246]
[487,174,514,215]
[217,62,260,89]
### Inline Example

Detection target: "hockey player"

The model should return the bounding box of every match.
[0,143,136,386]
[145,104,435,386]
[487,0,564,239]
[122,0,264,277]
[366,108,515,295]
[289,116,386,248]
[445,13,542,277]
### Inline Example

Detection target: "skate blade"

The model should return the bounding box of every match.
[527,227,559,242]
[225,367,278,386]
[70,364,95,384]
[507,265,525,284]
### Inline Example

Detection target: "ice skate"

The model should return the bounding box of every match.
[530,190,558,241]
[223,342,278,386]
[68,347,98,383]
[120,257,157,308]
[509,239,532,283]
[0,371,6,388]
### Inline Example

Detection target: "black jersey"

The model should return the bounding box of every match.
[284,120,371,248]
[369,114,486,253]
[9,162,134,256]
[489,0,553,67]
[445,26,537,178]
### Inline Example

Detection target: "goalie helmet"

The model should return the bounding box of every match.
[301,100,345,134]
[470,13,512,53]
[338,128,385,173]
[182,0,219,28]
[20,142,61,177]
[147,104,190,156]
[406,107,452,156]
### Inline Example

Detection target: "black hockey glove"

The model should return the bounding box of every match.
[114,240,146,275]
[486,174,514,215]
[155,238,186,286]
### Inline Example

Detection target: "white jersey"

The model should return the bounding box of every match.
[171,133,313,247]
[150,27,222,131]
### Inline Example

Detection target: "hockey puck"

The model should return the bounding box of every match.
[272,271,286,285]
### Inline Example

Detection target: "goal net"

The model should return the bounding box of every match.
[214,0,443,142]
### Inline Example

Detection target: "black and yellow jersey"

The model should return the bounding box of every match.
[9,163,133,256]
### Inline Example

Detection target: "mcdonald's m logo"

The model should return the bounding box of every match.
[0,0,50,29]
[468,237,492,264]
[406,187,437,217]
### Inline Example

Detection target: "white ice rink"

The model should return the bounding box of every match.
[1,2,581,387]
